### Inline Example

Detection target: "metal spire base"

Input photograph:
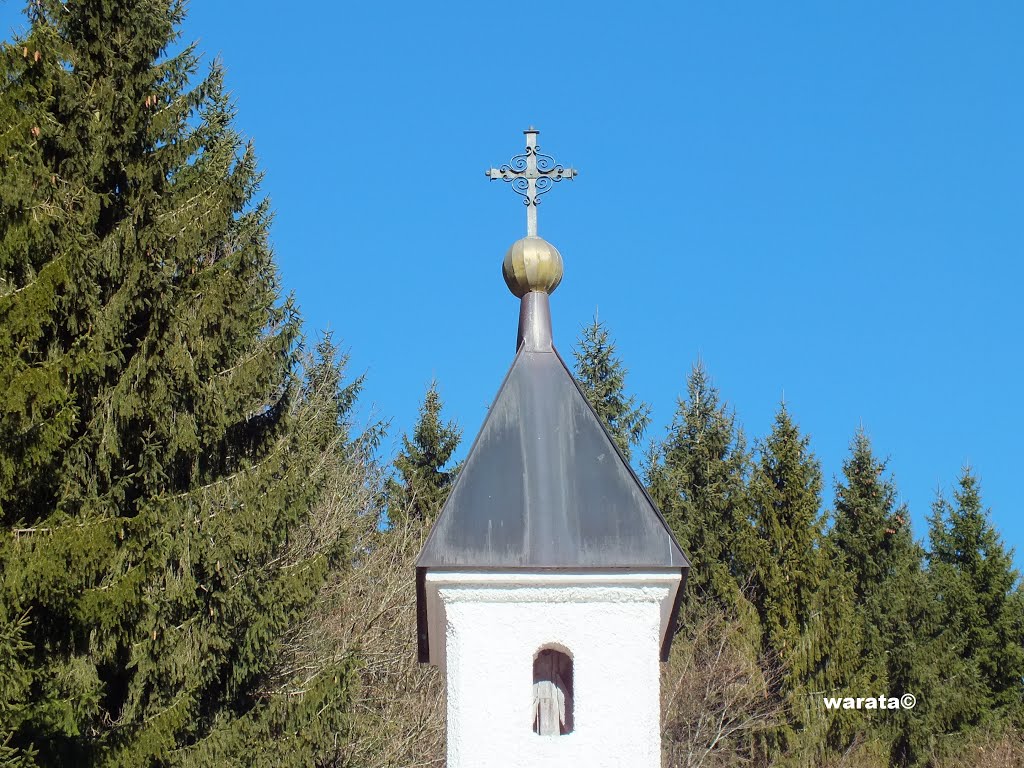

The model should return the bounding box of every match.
[517,292,553,352]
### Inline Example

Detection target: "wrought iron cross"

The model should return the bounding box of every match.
[486,127,577,237]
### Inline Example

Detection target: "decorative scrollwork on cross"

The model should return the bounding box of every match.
[486,128,577,237]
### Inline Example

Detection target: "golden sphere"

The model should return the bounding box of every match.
[502,236,563,298]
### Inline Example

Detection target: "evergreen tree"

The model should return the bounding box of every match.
[749,406,824,674]
[927,470,1024,722]
[746,405,831,759]
[803,534,863,761]
[572,316,651,462]
[831,431,916,610]
[829,431,931,765]
[386,381,461,528]
[890,556,965,767]
[0,610,34,768]
[0,3,361,764]
[646,362,752,617]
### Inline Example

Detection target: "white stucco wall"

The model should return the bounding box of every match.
[424,571,681,768]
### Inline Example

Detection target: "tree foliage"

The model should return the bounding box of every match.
[749,406,825,673]
[927,470,1024,726]
[385,381,461,529]
[647,362,752,617]
[0,3,364,764]
[829,431,935,765]
[572,316,651,461]
[746,406,843,761]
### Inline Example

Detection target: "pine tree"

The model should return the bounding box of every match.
[572,316,651,462]
[0,610,34,768]
[927,470,1024,723]
[829,430,932,765]
[0,3,362,764]
[746,405,831,758]
[890,557,964,766]
[831,431,917,609]
[749,406,824,672]
[804,534,863,760]
[386,381,461,528]
[646,362,752,617]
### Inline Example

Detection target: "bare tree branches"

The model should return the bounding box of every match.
[662,604,783,768]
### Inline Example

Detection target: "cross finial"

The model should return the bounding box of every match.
[486,128,577,237]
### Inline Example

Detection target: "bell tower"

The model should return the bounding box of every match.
[416,129,688,768]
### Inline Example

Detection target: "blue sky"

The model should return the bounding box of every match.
[3,2,1022,570]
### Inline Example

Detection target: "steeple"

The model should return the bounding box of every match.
[415,129,688,768]
[416,128,688,661]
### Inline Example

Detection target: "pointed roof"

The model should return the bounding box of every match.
[418,128,687,664]
[417,347,688,571]
[416,336,689,663]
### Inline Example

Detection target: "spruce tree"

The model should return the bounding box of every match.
[829,430,932,765]
[804,534,863,761]
[746,405,830,758]
[831,431,917,609]
[386,381,461,528]
[572,316,651,462]
[0,3,361,764]
[927,470,1024,722]
[646,362,752,616]
[749,406,824,672]
[0,610,33,768]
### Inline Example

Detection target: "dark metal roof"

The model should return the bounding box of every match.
[416,343,689,662]
[417,346,688,570]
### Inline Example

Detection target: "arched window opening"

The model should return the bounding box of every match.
[532,647,573,735]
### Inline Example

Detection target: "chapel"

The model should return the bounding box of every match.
[416,128,689,768]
